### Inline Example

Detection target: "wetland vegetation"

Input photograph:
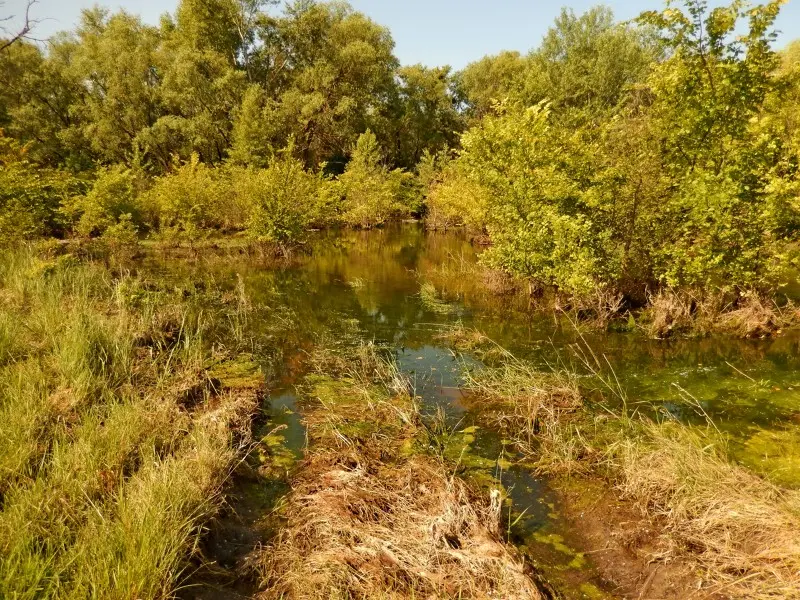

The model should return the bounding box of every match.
[2,0,800,598]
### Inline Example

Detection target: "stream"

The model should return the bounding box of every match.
[150,224,800,599]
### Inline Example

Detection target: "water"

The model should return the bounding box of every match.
[145,224,800,598]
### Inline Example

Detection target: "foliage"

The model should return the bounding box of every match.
[241,146,329,247]
[144,154,233,235]
[0,134,84,243]
[522,6,658,111]
[388,64,464,168]
[456,103,620,296]
[455,51,528,118]
[436,0,799,303]
[63,165,143,237]
[338,130,405,228]
[425,162,489,232]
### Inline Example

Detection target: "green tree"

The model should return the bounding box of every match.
[523,6,657,112]
[638,0,793,290]
[265,1,399,167]
[388,65,463,169]
[69,9,165,166]
[339,130,402,228]
[455,51,528,118]
[0,38,88,167]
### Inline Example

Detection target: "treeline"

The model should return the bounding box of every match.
[1,0,800,315]
[431,1,800,312]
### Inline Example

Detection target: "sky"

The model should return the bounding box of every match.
[3,0,800,69]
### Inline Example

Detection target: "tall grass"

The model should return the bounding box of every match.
[462,339,800,599]
[0,245,262,599]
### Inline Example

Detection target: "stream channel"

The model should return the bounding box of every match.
[147,224,800,599]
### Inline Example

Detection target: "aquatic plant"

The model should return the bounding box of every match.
[461,339,800,599]
[258,343,546,599]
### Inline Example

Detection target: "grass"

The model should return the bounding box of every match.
[642,289,799,339]
[454,331,800,599]
[257,343,546,599]
[0,244,264,599]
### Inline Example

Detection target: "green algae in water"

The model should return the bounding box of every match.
[208,353,265,390]
[579,582,609,599]
[735,427,800,488]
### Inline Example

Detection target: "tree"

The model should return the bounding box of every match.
[389,64,462,169]
[69,9,165,166]
[455,51,528,118]
[0,0,38,53]
[266,1,399,168]
[0,37,88,167]
[523,6,657,112]
[339,130,401,228]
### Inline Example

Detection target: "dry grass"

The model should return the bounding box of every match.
[262,452,542,600]
[644,289,798,338]
[716,294,797,338]
[466,345,800,599]
[462,355,582,457]
[607,422,800,599]
[257,345,545,600]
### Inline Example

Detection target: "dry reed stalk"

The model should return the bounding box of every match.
[258,345,546,600]
[260,451,544,600]
[610,423,800,599]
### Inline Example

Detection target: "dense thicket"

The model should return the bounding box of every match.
[1,0,799,316]
[434,0,800,309]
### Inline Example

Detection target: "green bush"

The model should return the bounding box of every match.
[240,151,327,249]
[457,103,620,297]
[63,166,143,237]
[339,131,406,228]
[425,166,489,232]
[0,135,83,244]
[144,154,234,236]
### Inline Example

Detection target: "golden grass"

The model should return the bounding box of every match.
[258,344,545,600]
[262,452,542,600]
[644,289,798,338]
[608,422,800,599]
[461,341,800,599]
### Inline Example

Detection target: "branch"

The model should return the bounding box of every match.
[0,0,39,53]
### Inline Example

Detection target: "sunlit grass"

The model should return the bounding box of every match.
[0,245,262,599]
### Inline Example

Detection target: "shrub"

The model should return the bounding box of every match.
[458,103,620,297]
[339,131,405,228]
[63,166,143,237]
[425,167,489,232]
[144,154,234,235]
[0,135,83,244]
[240,151,326,249]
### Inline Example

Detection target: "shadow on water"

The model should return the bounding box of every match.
[148,223,800,598]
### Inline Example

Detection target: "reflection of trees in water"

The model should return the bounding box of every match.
[143,225,800,444]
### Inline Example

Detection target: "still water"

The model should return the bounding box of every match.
[146,224,800,598]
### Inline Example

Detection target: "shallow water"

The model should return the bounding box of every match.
[145,224,800,598]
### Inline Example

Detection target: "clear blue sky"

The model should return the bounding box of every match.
[3,0,800,69]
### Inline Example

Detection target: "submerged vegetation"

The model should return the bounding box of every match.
[259,344,545,599]
[452,331,800,599]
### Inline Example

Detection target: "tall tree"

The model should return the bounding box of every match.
[523,6,657,111]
